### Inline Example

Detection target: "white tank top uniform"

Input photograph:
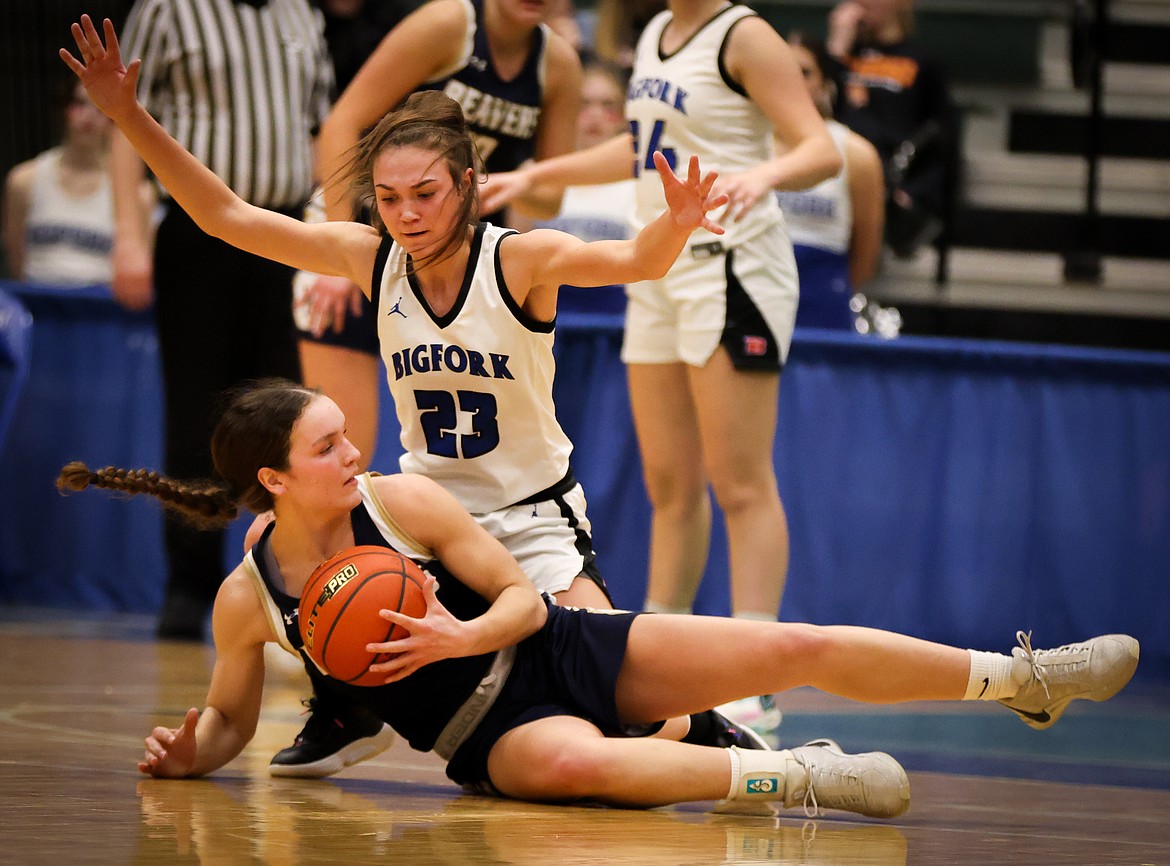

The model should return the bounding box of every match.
[622,4,799,369]
[776,120,854,329]
[371,223,600,597]
[21,149,114,287]
[373,223,572,514]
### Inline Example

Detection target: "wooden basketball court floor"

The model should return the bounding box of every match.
[1,609,1167,865]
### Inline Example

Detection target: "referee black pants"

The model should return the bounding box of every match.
[153,203,302,633]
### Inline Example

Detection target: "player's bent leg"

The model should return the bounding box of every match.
[553,575,613,610]
[486,716,734,805]
[486,717,907,816]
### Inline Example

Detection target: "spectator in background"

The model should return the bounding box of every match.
[825,0,959,258]
[778,34,884,330]
[2,81,153,287]
[109,0,334,640]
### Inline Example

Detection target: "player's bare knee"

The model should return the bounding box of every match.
[766,622,832,669]
[642,468,706,515]
[707,471,776,516]
[535,741,619,800]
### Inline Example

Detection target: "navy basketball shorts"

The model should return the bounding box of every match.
[445,600,660,790]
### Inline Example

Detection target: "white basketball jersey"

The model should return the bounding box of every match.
[777,120,852,253]
[627,4,784,247]
[375,223,573,513]
[22,149,114,286]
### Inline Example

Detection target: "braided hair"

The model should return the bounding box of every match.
[57,378,318,527]
[56,463,237,529]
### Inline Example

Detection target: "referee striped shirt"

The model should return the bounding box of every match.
[121,0,334,209]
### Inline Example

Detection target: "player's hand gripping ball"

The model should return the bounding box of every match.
[299,546,427,686]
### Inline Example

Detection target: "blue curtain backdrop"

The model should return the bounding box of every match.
[1,282,1167,679]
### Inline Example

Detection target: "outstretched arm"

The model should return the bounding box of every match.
[502,152,727,318]
[479,132,635,217]
[60,15,378,295]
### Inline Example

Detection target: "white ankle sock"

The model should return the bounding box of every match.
[964,649,1020,700]
[726,746,794,799]
[643,601,691,615]
[726,744,742,799]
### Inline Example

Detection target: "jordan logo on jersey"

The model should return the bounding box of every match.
[390,343,515,381]
[387,297,407,318]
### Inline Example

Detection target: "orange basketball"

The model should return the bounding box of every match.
[298,545,427,686]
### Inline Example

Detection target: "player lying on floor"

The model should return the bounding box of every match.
[59,379,1140,818]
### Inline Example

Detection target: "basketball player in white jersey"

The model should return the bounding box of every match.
[300,0,585,468]
[63,14,767,780]
[481,1,842,727]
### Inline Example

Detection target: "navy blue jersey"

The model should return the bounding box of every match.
[246,481,496,753]
[419,0,547,221]
[243,473,653,788]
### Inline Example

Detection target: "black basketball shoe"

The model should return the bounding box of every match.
[686,708,773,750]
[269,697,397,778]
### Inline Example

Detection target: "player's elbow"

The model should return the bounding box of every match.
[820,148,844,183]
[635,254,674,282]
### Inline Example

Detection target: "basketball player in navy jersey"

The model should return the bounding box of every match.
[58,379,1139,815]
[62,13,768,780]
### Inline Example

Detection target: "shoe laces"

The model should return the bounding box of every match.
[792,750,844,818]
[1014,630,1051,700]
[1016,630,1094,700]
